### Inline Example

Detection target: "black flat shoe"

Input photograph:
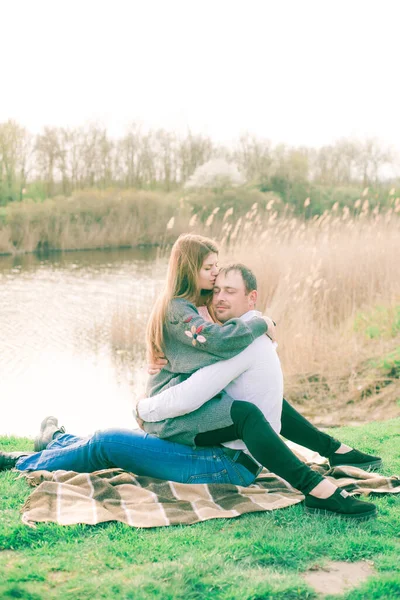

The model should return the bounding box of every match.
[0,451,34,471]
[305,488,377,521]
[329,449,382,471]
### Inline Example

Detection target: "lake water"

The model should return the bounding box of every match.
[0,248,167,438]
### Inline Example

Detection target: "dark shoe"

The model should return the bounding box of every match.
[329,449,382,471]
[0,451,34,471]
[305,488,377,521]
[34,416,65,452]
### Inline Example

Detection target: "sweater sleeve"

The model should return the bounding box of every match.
[164,299,267,367]
[138,345,255,422]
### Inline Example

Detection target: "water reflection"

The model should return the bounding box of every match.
[0,248,167,437]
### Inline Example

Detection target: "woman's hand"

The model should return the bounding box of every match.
[147,354,168,375]
[262,316,277,343]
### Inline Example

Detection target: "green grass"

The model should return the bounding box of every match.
[1,420,399,599]
[369,348,400,382]
[354,305,400,340]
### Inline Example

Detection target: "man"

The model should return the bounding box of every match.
[1,265,380,492]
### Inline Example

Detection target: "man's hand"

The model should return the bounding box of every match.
[262,316,277,343]
[147,354,168,375]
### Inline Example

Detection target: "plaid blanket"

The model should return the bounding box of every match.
[19,459,400,528]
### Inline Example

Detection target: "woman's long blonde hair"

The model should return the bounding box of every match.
[146,234,219,362]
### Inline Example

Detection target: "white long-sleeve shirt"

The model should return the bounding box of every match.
[137,310,284,453]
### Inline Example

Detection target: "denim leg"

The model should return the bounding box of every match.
[46,433,83,449]
[280,399,341,457]
[15,429,256,486]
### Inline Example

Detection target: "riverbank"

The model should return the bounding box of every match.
[1,418,399,599]
[0,190,183,255]
[0,188,272,255]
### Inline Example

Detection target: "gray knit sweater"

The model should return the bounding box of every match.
[146,298,268,397]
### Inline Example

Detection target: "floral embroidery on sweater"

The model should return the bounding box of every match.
[185,324,207,346]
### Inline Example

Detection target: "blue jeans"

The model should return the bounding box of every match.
[15,429,257,486]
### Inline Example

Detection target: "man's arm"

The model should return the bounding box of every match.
[136,342,256,422]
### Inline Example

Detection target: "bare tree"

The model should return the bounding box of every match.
[1,119,398,201]
[35,127,61,197]
[233,134,273,183]
[153,129,178,190]
[117,124,143,187]
[97,129,114,188]
[178,132,213,184]
[355,138,393,185]
[0,120,33,202]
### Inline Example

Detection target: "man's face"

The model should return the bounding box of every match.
[212,270,257,322]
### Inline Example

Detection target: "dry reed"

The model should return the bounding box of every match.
[219,210,400,423]
[108,205,400,424]
[0,190,192,254]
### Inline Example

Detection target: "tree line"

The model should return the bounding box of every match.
[0,119,397,205]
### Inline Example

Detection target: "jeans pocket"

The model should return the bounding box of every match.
[186,469,229,484]
[223,456,258,487]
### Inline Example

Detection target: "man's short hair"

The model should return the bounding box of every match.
[219,263,257,294]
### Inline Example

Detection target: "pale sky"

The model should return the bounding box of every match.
[1,0,400,149]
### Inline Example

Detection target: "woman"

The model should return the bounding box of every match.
[145,234,274,397]
[139,233,379,520]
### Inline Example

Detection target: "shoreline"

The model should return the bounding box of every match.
[0,242,162,258]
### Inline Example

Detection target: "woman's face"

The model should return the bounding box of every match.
[197,253,219,291]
